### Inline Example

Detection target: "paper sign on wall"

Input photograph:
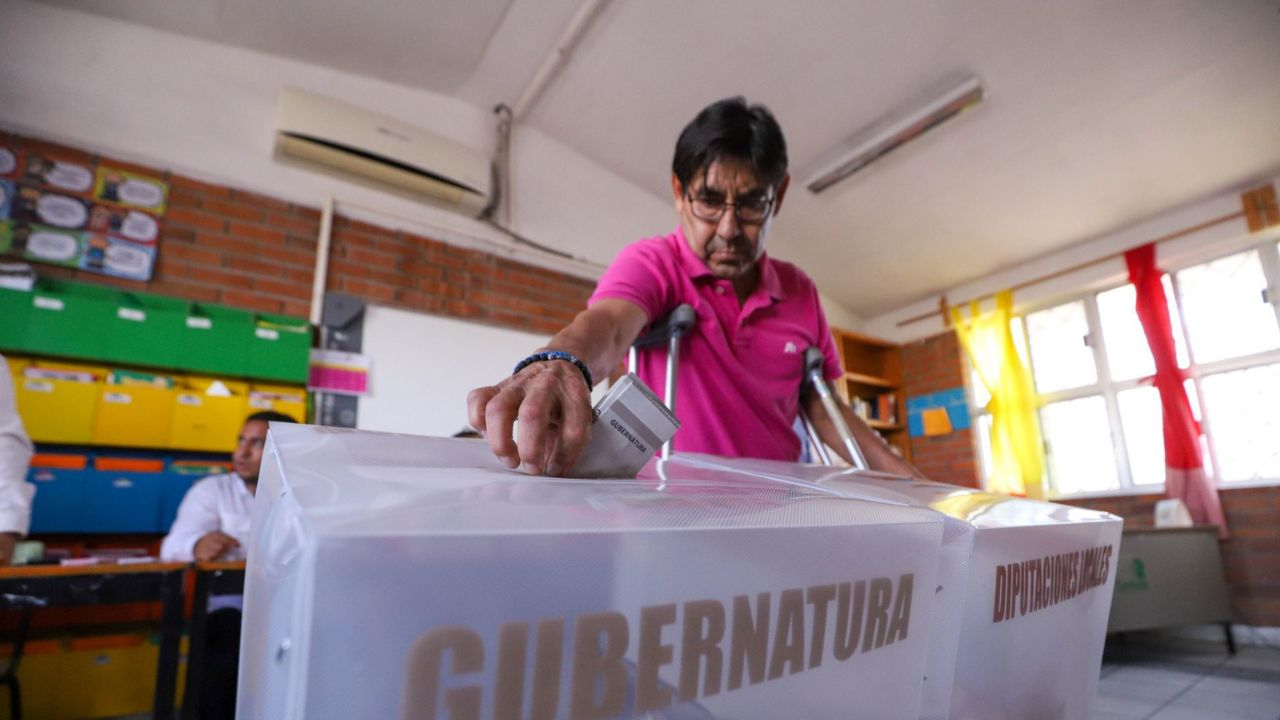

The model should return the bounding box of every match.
[94,167,169,214]
[3,151,168,282]
[0,146,21,180]
[907,387,971,437]
[308,349,371,396]
[22,152,94,196]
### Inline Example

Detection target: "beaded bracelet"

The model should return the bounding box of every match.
[512,350,594,389]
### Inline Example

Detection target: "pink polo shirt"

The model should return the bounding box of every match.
[589,227,844,461]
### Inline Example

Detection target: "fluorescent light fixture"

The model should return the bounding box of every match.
[805,74,985,193]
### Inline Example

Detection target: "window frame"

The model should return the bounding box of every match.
[967,237,1280,499]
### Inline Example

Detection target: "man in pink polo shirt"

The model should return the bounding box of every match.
[468,97,918,478]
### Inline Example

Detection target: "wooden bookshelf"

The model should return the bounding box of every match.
[831,328,910,461]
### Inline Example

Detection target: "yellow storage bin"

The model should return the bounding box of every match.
[13,361,104,444]
[7,633,184,720]
[170,376,248,452]
[91,370,176,447]
[3,355,30,376]
[247,383,307,424]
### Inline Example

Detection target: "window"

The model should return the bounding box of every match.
[969,239,1280,497]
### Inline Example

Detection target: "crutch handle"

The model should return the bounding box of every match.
[803,347,825,377]
[634,304,697,348]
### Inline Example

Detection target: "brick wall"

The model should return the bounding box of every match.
[3,132,594,336]
[900,329,1280,627]
[901,330,979,488]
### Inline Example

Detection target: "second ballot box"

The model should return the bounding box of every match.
[238,425,949,720]
[664,454,1123,720]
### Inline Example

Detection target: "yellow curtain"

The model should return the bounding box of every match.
[950,291,1046,498]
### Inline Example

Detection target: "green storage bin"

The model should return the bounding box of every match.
[180,303,254,376]
[101,291,188,368]
[246,313,312,382]
[0,286,32,353]
[24,279,114,361]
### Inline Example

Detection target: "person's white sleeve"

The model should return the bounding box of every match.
[160,477,222,561]
[0,358,34,536]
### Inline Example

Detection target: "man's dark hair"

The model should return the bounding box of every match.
[672,97,788,191]
[246,410,298,425]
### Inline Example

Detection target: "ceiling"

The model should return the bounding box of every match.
[32,0,1280,316]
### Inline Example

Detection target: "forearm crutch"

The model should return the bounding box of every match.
[800,347,870,470]
[628,304,697,459]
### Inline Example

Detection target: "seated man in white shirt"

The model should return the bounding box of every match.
[0,354,35,564]
[160,410,296,720]
[160,410,296,562]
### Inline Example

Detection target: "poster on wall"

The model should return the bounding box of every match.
[0,146,21,180]
[22,151,95,197]
[0,180,13,219]
[11,222,85,268]
[0,150,168,282]
[94,166,168,214]
[7,222,156,281]
[88,205,159,245]
[11,186,93,230]
[906,387,971,438]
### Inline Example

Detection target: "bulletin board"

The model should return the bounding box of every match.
[0,142,166,281]
[357,304,607,438]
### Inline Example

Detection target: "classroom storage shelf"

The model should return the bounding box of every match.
[10,359,308,452]
[0,278,312,383]
[2,275,313,536]
[831,328,910,461]
[26,450,231,534]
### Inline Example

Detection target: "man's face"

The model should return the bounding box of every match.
[233,420,270,483]
[673,158,789,284]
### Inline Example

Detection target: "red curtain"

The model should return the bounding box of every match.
[1125,243,1227,538]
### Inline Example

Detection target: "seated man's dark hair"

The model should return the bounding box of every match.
[246,410,298,424]
[672,97,788,190]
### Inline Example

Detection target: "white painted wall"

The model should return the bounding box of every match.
[864,177,1280,344]
[359,304,612,437]
[0,0,671,280]
[819,291,864,332]
[0,0,871,336]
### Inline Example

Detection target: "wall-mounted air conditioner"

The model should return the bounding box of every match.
[274,87,492,216]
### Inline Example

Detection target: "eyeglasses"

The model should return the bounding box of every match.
[685,189,774,224]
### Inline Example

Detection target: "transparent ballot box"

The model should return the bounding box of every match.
[664,454,1123,720]
[239,426,947,720]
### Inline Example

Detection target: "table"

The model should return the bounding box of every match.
[183,560,246,720]
[1107,526,1235,651]
[0,562,187,720]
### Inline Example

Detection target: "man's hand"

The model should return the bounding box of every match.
[0,532,18,566]
[468,300,648,477]
[193,531,240,562]
[467,359,594,477]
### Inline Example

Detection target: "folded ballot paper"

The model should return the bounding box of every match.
[661,453,1122,720]
[568,373,680,478]
[239,424,947,720]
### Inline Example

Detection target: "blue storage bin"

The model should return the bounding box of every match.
[26,454,91,534]
[159,460,228,533]
[82,456,165,532]
[158,474,194,534]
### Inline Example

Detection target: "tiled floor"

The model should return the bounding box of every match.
[1095,629,1280,720]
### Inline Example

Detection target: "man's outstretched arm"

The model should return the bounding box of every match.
[801,387,925,478]
[467,298,649,476]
